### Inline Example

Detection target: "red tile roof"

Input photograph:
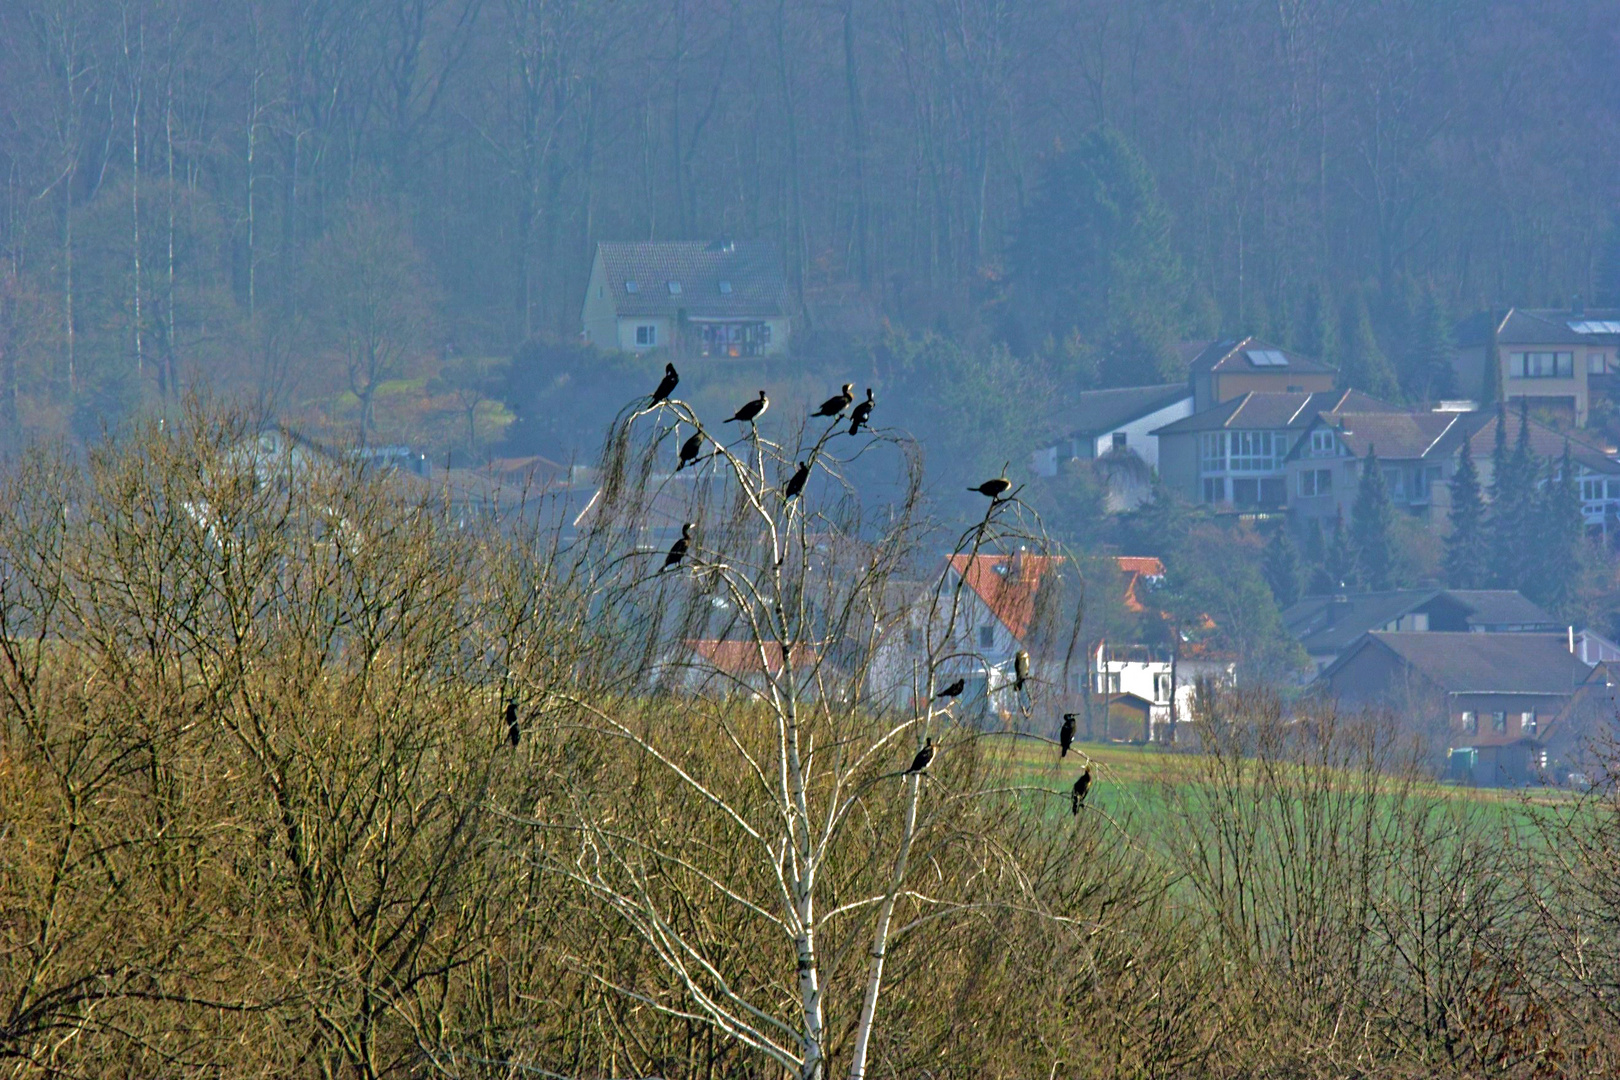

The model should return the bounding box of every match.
[946,553,1064,640]
[686,639,817,677]
[1115,556,1164,613]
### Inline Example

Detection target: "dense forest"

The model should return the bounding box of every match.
[2,0,1619,455]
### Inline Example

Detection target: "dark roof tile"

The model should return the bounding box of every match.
[597,241,789,318]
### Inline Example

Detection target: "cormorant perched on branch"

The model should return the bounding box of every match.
[661,522,693,572]
[905,738,935,775]
[1014,649,1031,692]
[651,363,678,404]
[935,678,964,700]
[848,389,875,434]
[969,475,1011,499]
[1071,766,1092,816]
[1060,713,1076,757]
[505,699,521,747]
[813,383,854,418]
[726,390,769,424]
[783,461,810,501]
[675,430,705,471]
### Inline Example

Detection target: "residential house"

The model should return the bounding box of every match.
[1452,306,1620,427]
[1287,405,1620,535]
[934,551,1064,721]
[1153,389,1393,509]
[581,240,791,356]
[659,639,820,701]
[1030,384,1193,476]
[1317,631,1596,786]
[1283,589,1560,672]
[1187,337,1337,412]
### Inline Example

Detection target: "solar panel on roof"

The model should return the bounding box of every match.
[625,280,639,293]
[1569,320,1620,334]
[1246,349,1289,367]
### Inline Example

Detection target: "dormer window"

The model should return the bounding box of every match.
[719,280,733,294]
[667,280,682,295]
[625,280,639,293]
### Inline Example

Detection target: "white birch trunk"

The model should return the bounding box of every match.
[846,770,923,1080]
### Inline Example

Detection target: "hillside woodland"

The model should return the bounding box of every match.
[3,397,1620,1079]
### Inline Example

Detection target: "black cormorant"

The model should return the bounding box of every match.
[905,738,935,775]
[726,390,769,424]
[661,522,693,572]
[813,383,854,418]
[935,678,965,699]
[676,430,705,471]
[505,699,521,747]
[1060,713,1076,757]
[848,389,875,434]
[651,363,679,403]
[1071,766,1092,816]
[969,476,1012,499]
[783,461,810,500]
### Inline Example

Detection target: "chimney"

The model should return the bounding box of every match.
[1569,625,1576,656]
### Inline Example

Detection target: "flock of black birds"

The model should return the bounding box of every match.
[503,362,1091,808]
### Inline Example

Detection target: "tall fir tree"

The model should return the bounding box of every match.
[1351,446,1396,589]
[1304,517,1335,596]
[1444,435,1489,588]
[1406,284,1458,401]
[1529,442,1585,617]
[1479,308,1502,408]
[1326,507,1357,590]
[1263,526,1303,608]
[1337,289,1400,400]
[1488,402,1537,590]
[1298,281,1338,366]
[1597,210,1620,309]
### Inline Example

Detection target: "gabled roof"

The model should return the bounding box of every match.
[1429,409,1620,474]
[595,240,789,319]
[1059,384,1191,438]
[1115,556,1164,613]
[1284,590,1440,656]
[1152,389,1392,436]
[1186,336,1336,376]
[1456,307,1620,348]
[1323,632,1591,696]
[1316,410,1468,461]
[1445,590,1558,629]
[946,553,1063,641]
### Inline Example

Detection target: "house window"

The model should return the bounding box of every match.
[1508,351,1573,378]
[667,280,681,294]
[635,324,657,346]
[1231,478,1259,506]
[1299,468,1333,497]
[625,280,639,293]
[761,324,772,343]
[1491,711,1507,733]
[1383,466,1407,501]
[1153,672,1172,702]
[1199,432,1226,470]
[1310,430,1337,455]
[1203,477,1225,503]
[1460,711,1476,732]
[977,626,995,649]
[1583,477,1605,502]
[719,280,733,294]
[1097,671,1121,694]
[598,286,604,298]
[1522,711,1537,736]
[1229,431,1276,471]
[1590,352,1608,375]
[1112,432,1128,450]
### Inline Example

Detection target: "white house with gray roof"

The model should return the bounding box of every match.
[581,240,792,357]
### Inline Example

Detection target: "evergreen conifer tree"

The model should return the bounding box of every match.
[1302,518,1330,596]
[1326,508,1357,591]
[1263,526,1303,608]
[1408,285,1458,401]
[1444,435,1489,588]
[1337,290,1400,400]
[1298,281,1338,366]
[1596,211,1620,309]
[1351,446,1396,589]
[1530,441,1586,617]
[1489,402,1537,591]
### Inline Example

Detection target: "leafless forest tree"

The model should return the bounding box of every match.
[0,0,1616,450]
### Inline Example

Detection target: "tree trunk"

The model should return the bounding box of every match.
[847,770,923,1080]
